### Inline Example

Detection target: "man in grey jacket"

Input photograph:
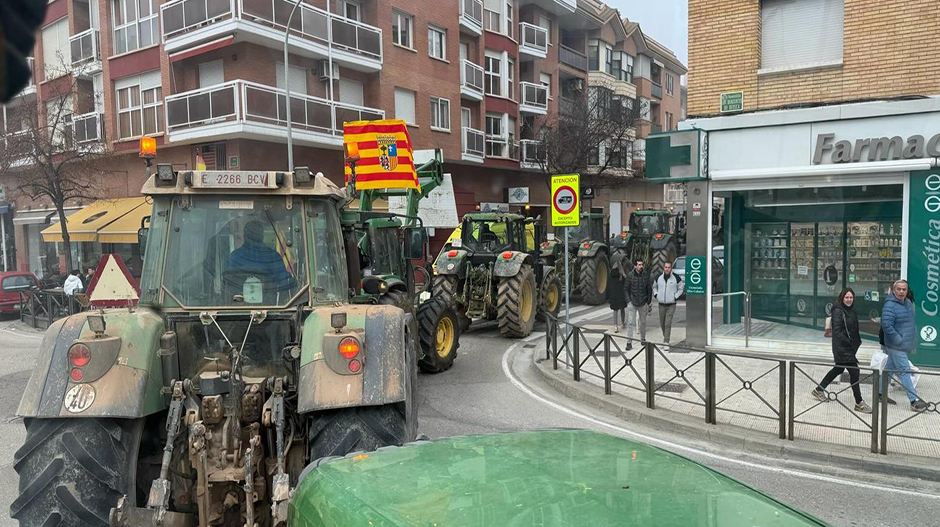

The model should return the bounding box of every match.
[653,262,684,343]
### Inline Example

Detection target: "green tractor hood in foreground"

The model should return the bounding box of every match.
[289,429,826,526]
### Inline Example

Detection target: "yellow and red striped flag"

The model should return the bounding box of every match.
[343,119,420,191]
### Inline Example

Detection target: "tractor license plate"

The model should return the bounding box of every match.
[191,171,278,189]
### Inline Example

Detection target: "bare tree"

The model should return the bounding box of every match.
[532,79,645,189]
[0,54,115,272]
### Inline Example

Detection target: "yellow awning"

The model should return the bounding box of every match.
[41,197,149,243]
[98,200,153,243]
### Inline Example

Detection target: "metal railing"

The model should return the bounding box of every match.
[70,28,100,67]
[485,136,518,160]
[545,316,939,457]
[72,112,103,144]
[162,0,382,61]
[559,45,588,71]
[519,82,548,111]
[460,0,483,29]
[462,126,484,158]
[651,81,662,99]
[18,289,84,329]
[165,80,384,136]
[714,291,751,347]
[519,22,548,54]
[519,139,545,167]
[460,59,484,94]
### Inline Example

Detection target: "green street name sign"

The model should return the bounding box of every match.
[644,129,708,182]
[686,256,707,295]
[909,170,940,367]
[720,91,744,113]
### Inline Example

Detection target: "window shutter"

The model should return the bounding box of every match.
[394,88,415,124]
[761,0,843,71]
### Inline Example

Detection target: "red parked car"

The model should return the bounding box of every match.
[0,271,40,313]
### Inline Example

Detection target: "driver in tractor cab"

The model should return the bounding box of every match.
[227,220,293,290]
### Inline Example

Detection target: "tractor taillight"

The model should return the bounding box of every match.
[68,344,91,368]
[582,243,591,249]
[70,368,84,382]
[502,251,513,259]
[447,250,458,257]
[339,337,360,359]
[656,234,664,240]
[348,359,362,373]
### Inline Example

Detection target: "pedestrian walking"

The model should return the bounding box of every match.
[811,288,872,413]
[879,280,928,411]
[63,270,83,296]
[607,256,627,332]
[624,258,652,349]
[653,262,683,343]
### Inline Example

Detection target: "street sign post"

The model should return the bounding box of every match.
[686,256,707,295]
[552,174,580,335]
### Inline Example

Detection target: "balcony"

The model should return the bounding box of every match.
[533,0,576,13]
[519,139,546,170]
[70,29,101,76]
[651,82,662,99]
[485,136,518,160]
[459,0,483,35]
[519,23,548,59]
[460,60,484,101]
[164,80,384,147]
[161,0,383,72]
[72,112,104,144]
[519,82,548,115]
[559,45,587,72]
[2,130,36,167]
[20,57,36,96]
[461,126,484,163]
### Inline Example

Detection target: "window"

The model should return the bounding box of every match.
[483,0,513,37]
[394,88,416,125]
[507,58,514,100]
[428,26,446,60]
[430,97,450,131]
[540,72,551,98]
[392,10,414,49]
[639,96,651,120]
[604,45,613,75]
[115,70,163,139]
[761,0,843,71]
[537,16,551,44]
[505,1,513,38]
[612,52,634,83]
[45,96,72,149]
[665,112,673,130]
[275,62,307,93]
[485,54,501,96]
[588,40,612,74]
[2,275,37,292]
[588,40,599,71]
[609,139,632,168]
[485,113,504,157]
[338,0,360,21]
[41,18,70,78]
[666,73,675,96]
[112,0,159,55]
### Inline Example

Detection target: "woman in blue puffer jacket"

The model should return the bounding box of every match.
[880,280,927,411]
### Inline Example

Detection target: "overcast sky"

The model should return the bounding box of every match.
[607,0,688,67]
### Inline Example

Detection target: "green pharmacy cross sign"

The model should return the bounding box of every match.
[686,256,707,295]
[644,129,707,182]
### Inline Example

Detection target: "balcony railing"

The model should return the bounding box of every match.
[165,80,384,138]
[559,45,587,72]
[520,82,548,112]
[461,60,484,95]
[462,127,484,158]
[485,136,518,160]
[519,139,546,168]
[70,28,100,67]
[651,82,662,99]
[519,22,548,55]
[162,0,382,62]
[460,0,483,30]
[72,112,103,144]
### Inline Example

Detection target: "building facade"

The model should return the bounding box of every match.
[681,0,940,364]
[2,0,686,278]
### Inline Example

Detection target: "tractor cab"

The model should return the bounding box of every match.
[456,212,534,264]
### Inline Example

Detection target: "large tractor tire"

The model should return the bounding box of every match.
[578,253,609,305]
[432,274,471,331]
[496,264,537,338]
[537,267,562,321]
[379,288,413,314]
[417,295,460,373]
[650,241,677,279]
[12,418,143,527]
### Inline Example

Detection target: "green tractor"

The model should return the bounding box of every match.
[347,149,460,374]
[613,208,679,278]
[12,166,419,527]
[539,212,610,305]
[433,212,561,338]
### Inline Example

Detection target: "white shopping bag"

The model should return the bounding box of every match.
[870,349,888,371]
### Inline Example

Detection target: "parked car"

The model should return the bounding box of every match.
[0,271,40,313]
[672,256,724,299]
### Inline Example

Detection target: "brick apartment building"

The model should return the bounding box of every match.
[677,0,940,358]
[0,0,685,278]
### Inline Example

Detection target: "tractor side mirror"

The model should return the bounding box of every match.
[138,215,151,256]
[403,227,427,260]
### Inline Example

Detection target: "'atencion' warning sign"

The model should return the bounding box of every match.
[551,174,580,227]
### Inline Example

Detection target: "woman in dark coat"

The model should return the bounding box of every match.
[812,287,871,413]
[608,255,627,332]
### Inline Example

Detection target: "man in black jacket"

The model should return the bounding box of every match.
[625,258,652,349]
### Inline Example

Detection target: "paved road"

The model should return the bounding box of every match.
[1,306,938,527]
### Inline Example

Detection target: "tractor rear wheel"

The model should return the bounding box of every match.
[12,418,144,527]
[497,264,537,338]
[417,296,460,373]
[537,267,562,321]
[432,275,471,331]
[579,253,609,305]
[650,241,677,278]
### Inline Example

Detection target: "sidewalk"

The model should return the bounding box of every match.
[539,312,940,475]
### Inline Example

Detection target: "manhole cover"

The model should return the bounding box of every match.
[656,382,688,394]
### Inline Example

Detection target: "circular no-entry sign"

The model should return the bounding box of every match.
[553,185,578,215]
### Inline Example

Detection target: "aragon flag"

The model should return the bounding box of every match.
[343,119,420,191]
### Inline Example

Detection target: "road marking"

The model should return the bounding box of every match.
[0,328,44,340]
[501,337,940,500]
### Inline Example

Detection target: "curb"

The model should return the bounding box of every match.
[530,351,940,483]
